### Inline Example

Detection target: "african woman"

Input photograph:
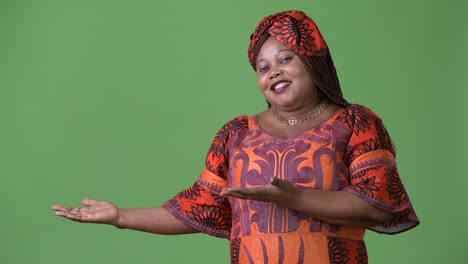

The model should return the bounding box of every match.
[53,10,419,263]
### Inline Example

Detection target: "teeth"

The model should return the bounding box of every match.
[274,82,290,90]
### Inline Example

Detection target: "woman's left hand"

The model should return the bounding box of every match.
[220,177,300,208]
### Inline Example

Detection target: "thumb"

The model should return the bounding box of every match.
[270,177,288,188]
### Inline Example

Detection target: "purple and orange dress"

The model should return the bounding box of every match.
[163,104,419,263]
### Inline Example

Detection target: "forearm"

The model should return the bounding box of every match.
[289,189,392,227]
[114,207,198,235]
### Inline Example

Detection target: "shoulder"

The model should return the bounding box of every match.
[338,104,395,155]
[340,104,382,121]
[217,115,250,133]
[212,115,250,141]
[205,115,250,177]
[208,115,250,156]
[336,104,385,135]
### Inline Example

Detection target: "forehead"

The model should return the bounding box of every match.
[257,37,293,60]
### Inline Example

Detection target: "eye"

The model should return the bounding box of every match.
[280,56,292,64]
[258,65,270,73]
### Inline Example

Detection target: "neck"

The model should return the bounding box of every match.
[273,97,322,118]
[271,98,328,126]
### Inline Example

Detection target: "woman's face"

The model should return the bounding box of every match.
[256,37,317,111]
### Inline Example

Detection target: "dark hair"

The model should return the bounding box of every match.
[298,53,349,108]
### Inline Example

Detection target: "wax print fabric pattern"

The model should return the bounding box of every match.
[163,104,419,264]
[248,10,328,69]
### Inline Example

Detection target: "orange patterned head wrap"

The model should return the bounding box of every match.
[248,10,328,69]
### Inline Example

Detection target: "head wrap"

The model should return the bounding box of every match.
[248,10,328,69]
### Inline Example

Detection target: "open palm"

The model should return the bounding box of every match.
[52,199,119,225]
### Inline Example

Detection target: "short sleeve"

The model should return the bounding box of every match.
[162,116,249,239]
[341,105,419,234]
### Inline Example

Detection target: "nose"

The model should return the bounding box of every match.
[269,65,281,79]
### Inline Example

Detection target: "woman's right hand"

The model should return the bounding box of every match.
[52,199,120,226]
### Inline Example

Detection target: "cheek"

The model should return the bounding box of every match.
[290,67,315,90]
[257,76,268,92]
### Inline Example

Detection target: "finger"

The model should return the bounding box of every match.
[270,177,281,186]
[55,210,78,219]
[222,187,250,196]
[221,187,252,196]
[221,187,248,198]
[270,177,292,189]
[70,207,82,214]
[54,210,68,216]
[230,187,263,196]
[223,187,267,200]
[220,188,230,196]
[55,210,84,221]
[51,205,72,212]
[223,191,254,200]
[63,209,93,222]
[51,205,64,210]
[82,198,97,207]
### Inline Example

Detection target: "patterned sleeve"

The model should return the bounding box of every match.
[341,105,419,234]
[162,116,249,239]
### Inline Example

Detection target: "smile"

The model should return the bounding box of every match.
[271,81,291,91]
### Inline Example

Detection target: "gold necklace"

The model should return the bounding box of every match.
[272,100,328,126]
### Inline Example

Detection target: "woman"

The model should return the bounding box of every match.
[52,10,419,263]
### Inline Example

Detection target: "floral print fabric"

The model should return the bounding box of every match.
[248,10,328,68]
[163,104,419,263]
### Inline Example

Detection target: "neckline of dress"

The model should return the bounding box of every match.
[252,107,345,141]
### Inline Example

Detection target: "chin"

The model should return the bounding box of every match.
[270,100,298,109]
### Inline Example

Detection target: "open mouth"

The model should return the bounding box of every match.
[271,81,291,93]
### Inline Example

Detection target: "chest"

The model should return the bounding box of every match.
[225,126,351,191]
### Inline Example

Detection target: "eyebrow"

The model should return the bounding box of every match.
[256,49,293,66]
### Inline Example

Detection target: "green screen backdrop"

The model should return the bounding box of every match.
[2,0,466,263]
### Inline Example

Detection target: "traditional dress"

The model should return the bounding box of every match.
[163,104,419,263]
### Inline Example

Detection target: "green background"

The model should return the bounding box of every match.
[2,0,466,263]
